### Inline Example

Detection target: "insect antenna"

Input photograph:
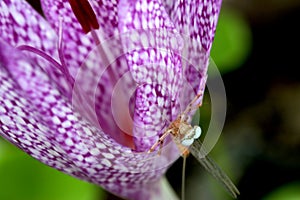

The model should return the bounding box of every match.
[181,93,202,122]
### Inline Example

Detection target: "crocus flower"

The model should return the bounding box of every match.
[0,0,222,199]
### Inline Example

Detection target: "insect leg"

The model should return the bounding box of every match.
[181,93,202,121]
[148,129,173,153]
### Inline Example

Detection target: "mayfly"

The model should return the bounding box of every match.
[148,93,240,199]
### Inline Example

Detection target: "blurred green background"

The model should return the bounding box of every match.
[1,0,300,200]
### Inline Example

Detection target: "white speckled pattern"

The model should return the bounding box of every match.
[0,0,222,199]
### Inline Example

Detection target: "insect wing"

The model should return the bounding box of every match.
[189,139,240,198]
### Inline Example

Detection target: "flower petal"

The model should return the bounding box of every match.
[162,0,223,106]
[163,0,222,51]
[117,0,186,151]
[0,40,178,199]
[0,0,72,97]
[0,0,56,51]
[40,0,120,77]
[41,0,139,148]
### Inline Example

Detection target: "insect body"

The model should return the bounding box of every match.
[148,94,240,198]
[173,119,202,147]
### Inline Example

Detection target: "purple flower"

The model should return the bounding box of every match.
[0,0,222,199]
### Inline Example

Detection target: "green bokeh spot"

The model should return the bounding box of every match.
[0,139,103,200]
[263,182,300,200]
[211,6,252,74]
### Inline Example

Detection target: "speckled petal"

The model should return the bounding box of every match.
[0,0,56,52]
[40,0,120,77]
[163,0,222,52]
[162,0,222,107]
[0,0,223,197]
[0,40,178,199]
[40,0,138,148]
[118,0,186,151]
[0,0,70,96]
